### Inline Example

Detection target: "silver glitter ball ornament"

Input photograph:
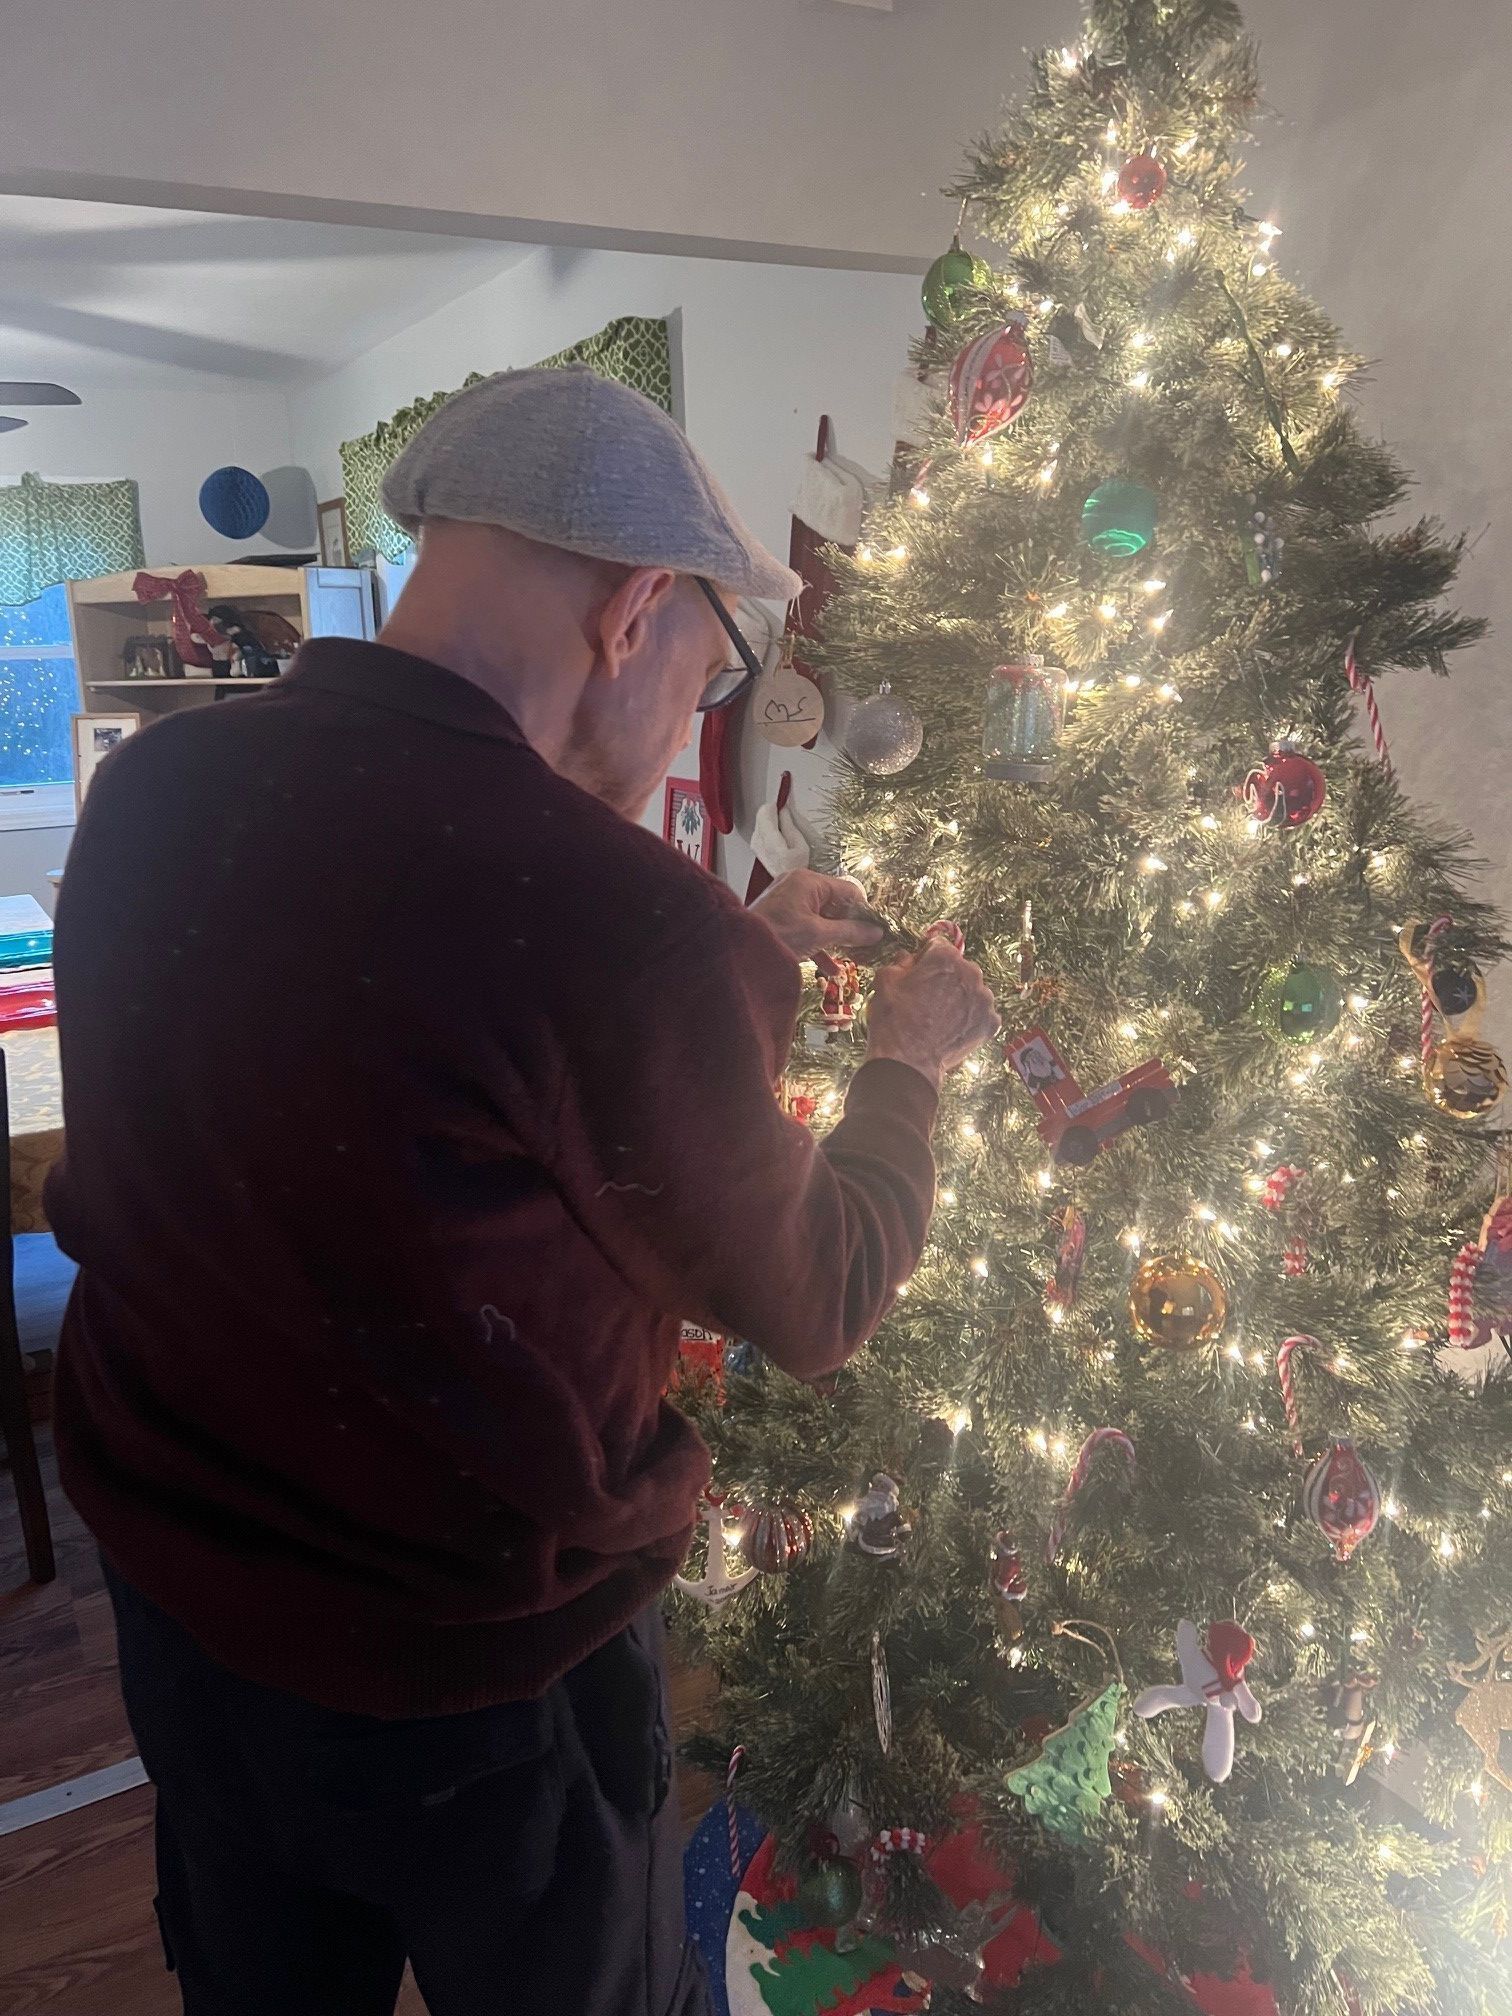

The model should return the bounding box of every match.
[844,683,923,776]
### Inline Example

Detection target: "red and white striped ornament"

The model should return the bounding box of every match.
[1446,1195,1512,1349]
[1260,1163,1311,1275]
[726,1745,747,1878]
[947,318,1033,447]
[1045,1428,1137,1561]
[1301,1439,1382,1562]
[1344,632,1394,777]
[870,1825,930,1869]
[1275,1334,1323,1457]
[737,1503,814,1573]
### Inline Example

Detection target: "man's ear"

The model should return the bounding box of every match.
[594,567,680,679]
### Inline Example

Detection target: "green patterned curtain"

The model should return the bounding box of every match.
[0,472,144,605]
[339,315,675,563]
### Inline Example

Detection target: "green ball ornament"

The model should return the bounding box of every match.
[1081,479,1158,558]
[1257,964,1345,1042]
[922,238,989,329]
[797,1855,864,1927]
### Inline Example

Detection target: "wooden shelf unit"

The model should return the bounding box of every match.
[68,564,376,716]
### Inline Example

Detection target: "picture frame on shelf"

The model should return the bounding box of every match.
[72,712,141,815]
[317,497,350,569]
[662,777,714,870]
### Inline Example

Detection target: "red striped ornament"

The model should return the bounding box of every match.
[1301,1440,1382,1562]
[1046,1428,1137,1561]
[1275,1334,1322,1457]
[1344,632,1394,777]
[1261,1163,1311,1275]
[1448,1240,1481,1349]
[870,1825,930,1869]
[726,1745,747,1877]
[1416,914,1455,1066]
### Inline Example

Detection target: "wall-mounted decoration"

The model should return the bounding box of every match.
[317,497,350,569]
[199,466,271,541]
[663,777,714,871]
[72,712,140,814]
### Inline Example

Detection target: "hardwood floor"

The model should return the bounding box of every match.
[0,1431,715,2015]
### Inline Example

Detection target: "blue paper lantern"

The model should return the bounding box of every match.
[199,466,270,540]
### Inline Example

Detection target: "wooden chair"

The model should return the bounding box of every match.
[0,1047,56,1583]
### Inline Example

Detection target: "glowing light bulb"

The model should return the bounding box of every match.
[1118,1020,1138,1039]
[1105,120,1119,143]
[1142,577,1167,594]
[1193,1203,1218,1222]
[1472,1777,1486,1802]
[978,444,994,467]
[971,1255,990,1279]
[857,543,873,563]
[1439,1531,1456,1559]
[1273,340,1294,358]
[1100,601,1120,622]
[1101,168,1119,193]
[1037,1168,1055,1190]
[1381,1743,1397,1762]
[1175,137,1198,158]
[1348,992,1370,1012]
[1122,671,1143,688]
[1142,853,1168,874]
[838,1501,857,1525]
[1205,887,1224,909]
[1321,368,1343,391]
[950,1406,971,1434]
[1244,1174,1264,1194]
[1383,1497,1401,1520]
[1178,899,1196,918]
[1250,1350,1266,1370]
[1128,369,1150,390]
[1037,297,1054,315]
[1038,461,1058,485]
[1030,1428,1049,1455]
[1120,1228,1142,1251]
[1377,1843,1393,1863]
[1400,1332,1425,1352]
[1396,1054,1418,1075]
[1176,226,1196,246]
[1351,1628,1370,1645]
[1047,600,1070,619]
[1046,1302,1066,1326]
[1051,1436,1068,1460]
[1058,45,1080,72]
[909,486,930,509]
[940,1188,957,1206]
[1299,1620,1316,1640]
[1148,609,1172,633]
[1219,1222,1238,1241]
[1226,1341,1244,1363]
[1157,681,1179,702]
[1257,220,1281,243]
[1250,260,1270,279]
[1199,812,1218,830]
[1129,330,1152,348]
[960,1119,978,1140]
[1148,1788,1169,1809]
[888,544,908,562]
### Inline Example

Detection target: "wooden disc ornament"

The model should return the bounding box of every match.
[1128,1255,1228,1350]
[752,638,825,748]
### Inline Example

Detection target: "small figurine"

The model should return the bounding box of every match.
[990,1533,1028,1641]
[1005,1026,1176,1167]
[1322,1669,1378,1785]
[1134,1619,1262,1783]
[852,1473,911,1559]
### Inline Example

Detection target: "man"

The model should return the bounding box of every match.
[49,367,998,2016]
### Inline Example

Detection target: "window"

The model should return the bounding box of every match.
[0,584,80,796]
[376,545,417,623]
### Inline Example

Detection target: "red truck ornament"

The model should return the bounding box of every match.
[1005,1027,1176,1166]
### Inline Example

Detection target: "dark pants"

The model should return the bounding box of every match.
[105,1563,711,2016]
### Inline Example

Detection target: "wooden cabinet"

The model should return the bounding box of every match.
[67,564,376,717]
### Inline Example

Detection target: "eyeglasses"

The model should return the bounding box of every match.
[694,577,767,712]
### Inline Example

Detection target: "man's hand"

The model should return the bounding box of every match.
[865,936,1000,1092]
[752,869,883,963]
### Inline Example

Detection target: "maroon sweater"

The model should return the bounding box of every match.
[49,640,937,1717]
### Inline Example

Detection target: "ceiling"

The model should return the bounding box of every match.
[0,196,530,388]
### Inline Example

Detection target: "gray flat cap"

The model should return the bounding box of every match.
[381,366,800,602]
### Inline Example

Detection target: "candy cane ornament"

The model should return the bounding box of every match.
[870,1825,930,1869]
[1275,1334,1323,1457]
[1448,1238,1484,1350]
[1344,631,1394,778]
[1261,1163,1311,1275]
[726,1745,747,1878]
[1046,1428,1137,1561]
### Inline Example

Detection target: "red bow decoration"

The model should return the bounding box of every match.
[133,569,214,668]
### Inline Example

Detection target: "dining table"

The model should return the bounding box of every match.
[4,1024,64,1232]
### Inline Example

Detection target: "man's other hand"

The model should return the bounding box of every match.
[752,870,884,963]
[865,937,1001,1092]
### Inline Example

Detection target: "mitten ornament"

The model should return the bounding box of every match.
[1134,1620,1261,1783]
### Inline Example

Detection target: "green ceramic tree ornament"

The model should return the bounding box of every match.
[1005,1682,1124,1840]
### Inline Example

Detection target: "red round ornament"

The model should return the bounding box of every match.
[1117,153,1168,210]
[1241,740,1327,828]
[737,1503,814,1573]
[1300,1439,1381,1562]
[947,318,1034,447]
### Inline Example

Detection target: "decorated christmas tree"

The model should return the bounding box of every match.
[679,4,1512,2013]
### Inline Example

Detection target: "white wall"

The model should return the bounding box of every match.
[0,383,294,570]
[289,244,920,889]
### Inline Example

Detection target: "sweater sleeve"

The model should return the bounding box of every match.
[544,908,938,1381]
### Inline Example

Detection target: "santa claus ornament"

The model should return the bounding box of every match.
[947,318,1034,447]
[1241,740,1327,828]
[1134,1620,1262,1783]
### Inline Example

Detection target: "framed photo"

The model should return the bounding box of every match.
[662,777,714,870]
[317,496,350,569]
[72,712,141,815]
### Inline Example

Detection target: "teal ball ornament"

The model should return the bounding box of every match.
[1257,964,1344,1042]
[922,238,989,329]
[1081,479,1158,558]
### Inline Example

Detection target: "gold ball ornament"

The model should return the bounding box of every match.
[1128,1255,1228,1350]
[1424,1033,1507,1119]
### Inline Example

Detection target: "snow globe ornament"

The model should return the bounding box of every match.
[1256,963,1344,1042]
[922,236,989,329]
[1128,1255,1227,1350]
[1241,740,1327,828]
[844,683,924,776]
[1080,478,1158,557]
[982,657,1067,782]
[1301,1439,1381,1562]
[1116,152,1167,210]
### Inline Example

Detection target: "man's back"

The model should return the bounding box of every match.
[50,640,736,1714]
